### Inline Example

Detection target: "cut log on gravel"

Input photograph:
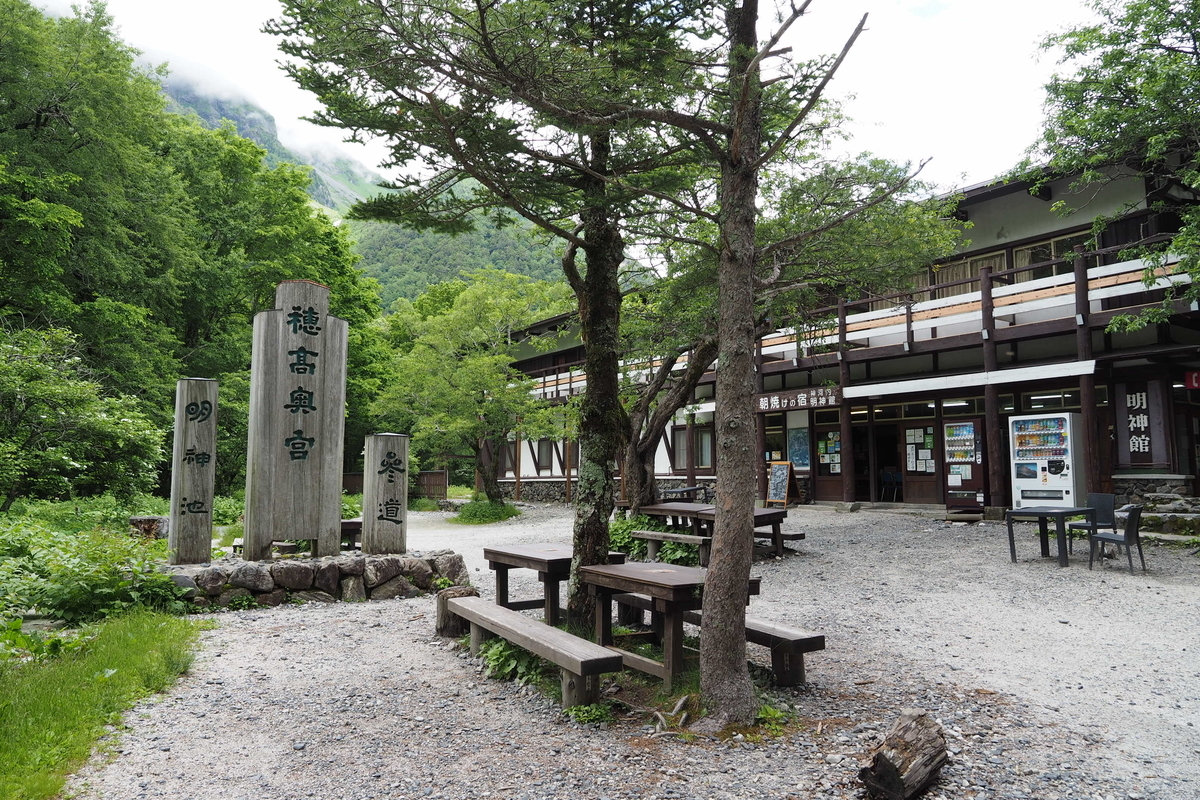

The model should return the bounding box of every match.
[435,586,479,637]
[858,708,949,800]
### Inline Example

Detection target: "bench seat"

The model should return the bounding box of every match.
[445,596,624,706]
[612,592,824,686]
[631,529,712,566]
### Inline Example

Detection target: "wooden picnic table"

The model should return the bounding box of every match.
[483,542,625,626]
[637,503,798,557]
[580,561,760,692]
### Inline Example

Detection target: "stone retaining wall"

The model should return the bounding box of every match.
[162,550,470,609]
[497,479,717,504]
[1111,475,1193,505]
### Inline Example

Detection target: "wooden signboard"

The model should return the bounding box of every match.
[766,461,794,507]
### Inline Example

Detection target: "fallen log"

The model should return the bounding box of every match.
[858,708,948,800]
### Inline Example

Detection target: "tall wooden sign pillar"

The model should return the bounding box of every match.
[363,433,409,554]
[169,379,217,565]
[244,281,348,560]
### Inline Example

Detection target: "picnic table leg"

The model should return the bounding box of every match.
[542,574,560,626]
[661,604,684,694]
[493,564,511,607]
[773,522,783,557]
[1038,518,1051,558]
[592,586,613,646]
[1006,515,1017,563]
[1055,516,1069,568]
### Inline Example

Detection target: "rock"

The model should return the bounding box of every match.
[431,553,470,586]
[399,557,434,589]
[335,555,366,576]
[340,575,366,602]
[370,574,421,600]
[170,573,199,600]
[191,596,212,608]
[196,566,229,596]
[292,590,338,604]
[129,515,169,539]
[687,712,730,736]
[436,586,480,637]
[255,588,289,607]
[313,561,340,594]
[230,562,276,593]
[270,560,315,591]
[216,587,253,607]
[364,556,404,588]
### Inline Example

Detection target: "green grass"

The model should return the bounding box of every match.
[447,484,474,499]
[452,501,521,524]
[0,610,200,800]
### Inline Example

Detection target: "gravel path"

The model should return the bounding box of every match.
[67,505,1200,800]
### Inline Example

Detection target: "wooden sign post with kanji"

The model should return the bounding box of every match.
[169,378,217,565]
[244,281,348,560]
[363,433,409,554]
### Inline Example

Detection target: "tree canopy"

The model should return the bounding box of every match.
[1032,0,1200,325]
[0,0,387,497]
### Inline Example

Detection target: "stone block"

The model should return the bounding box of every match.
[270,560,315,590]
[196,566,230,596]
[340,575,366,602]
[364,555,404,588]
[370,574,421,600]
[230,562,276,593]
[399,557,433,590]
[314,561,340,594]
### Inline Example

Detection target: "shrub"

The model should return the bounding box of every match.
[608,515,700,565]
[454,501,520,525]
[0,518,190,623]
[478,637,551,685]
[341,493,363,519]
[408,498,439,512]
[210,495,244,525]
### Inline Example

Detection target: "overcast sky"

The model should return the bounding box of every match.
[39,0,1097,190]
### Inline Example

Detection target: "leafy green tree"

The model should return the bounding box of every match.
[0,327,163,511]
[271,0,935,722]
[371,271,572,501]
[1031,0,1200,326]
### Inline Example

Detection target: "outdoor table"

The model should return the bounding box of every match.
[580,561,760,692]
[1005,506,1096,568]
[694,506,792,557]
[637,502,715,534]
[483,543,625,626]
[660,486,703,501]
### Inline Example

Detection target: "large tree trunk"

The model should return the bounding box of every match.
[699,0,762,727]
[567,133,626,625]
[476,440,504,504]
[621,432,662,515]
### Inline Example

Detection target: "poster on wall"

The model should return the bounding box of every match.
[906,445,917,471]
[787,428,811,471]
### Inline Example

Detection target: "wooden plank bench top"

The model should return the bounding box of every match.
[612,592,824,686]
[445,595,623,706]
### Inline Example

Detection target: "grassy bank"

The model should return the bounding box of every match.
[0,610,201,800]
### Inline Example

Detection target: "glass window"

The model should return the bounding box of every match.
[671,428,689,472]
[903,402,937,418]
[537,439,554,471]
[1022,389,1082,410]
[1014,232,1097,282]
[874,404,902,420]
[695,428,713,468]
[942,397,983,416]
[814,409,840,425]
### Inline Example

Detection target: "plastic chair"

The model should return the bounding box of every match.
[1088,505,1145,574]
[879,469,899,502]
[1068,493,1117,554]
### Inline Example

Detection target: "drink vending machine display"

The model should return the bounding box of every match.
[943,419,985,510]
[1009,413,1083,508]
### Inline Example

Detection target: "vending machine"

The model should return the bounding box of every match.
[943,419,985,511]
[1009,413,1084,508]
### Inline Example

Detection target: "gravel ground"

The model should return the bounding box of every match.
[66,504,1200,800]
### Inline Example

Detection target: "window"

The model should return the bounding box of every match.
[931,252,1002,299]
[536,438,554,473]
[695,428,713,468]
[1013,232,1096,282]
[671,428,689,472]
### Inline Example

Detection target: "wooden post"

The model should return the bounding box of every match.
[564,438,572,503]
[513,427,522,501]
[838,300,855,502]
[244,281,348,560]
[363,433,409,553]
[979,263,1007,508]
[755,339,768,501]
[685,412,697,487]
[169,378,217,565]
[1074,245,1099,494]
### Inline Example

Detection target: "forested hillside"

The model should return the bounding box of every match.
[349,218,563,308]
[163,80,565,304]
[0,0,387,504]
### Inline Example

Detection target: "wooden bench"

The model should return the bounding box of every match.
[445,596,624,706]
[631,529,712,566]
[612,593,824,686]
